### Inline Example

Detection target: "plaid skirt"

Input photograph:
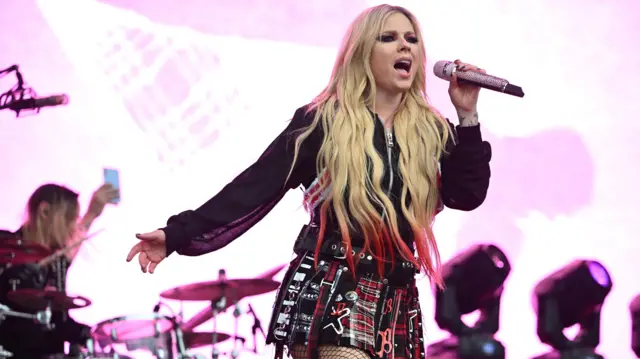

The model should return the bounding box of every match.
[266,252,426,359]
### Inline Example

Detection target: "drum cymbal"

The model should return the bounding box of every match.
[183,331,232,348]
[0,250,49,265]
[0,239,51,265]
[160,278,280,302]
[7,288,91,311]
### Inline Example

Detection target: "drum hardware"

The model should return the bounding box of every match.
[179,331,234,349]
[86,338,97,358]
[0,238,50,266]
[162,270,279,334]
[229,303,242,359]
[201,270,257,359]
[124,335,171,359]
[41,350,131,359]
[0,230,101,268]
[8,278,19,291]
[92,313,180,359]
[210,269,229,359]
[84,338,131,359]
[247,303,266,354]
[0,345,11,359]
[174,325,188,359]
[0,301,53,329]
[85,267,281,359]
[6,288,91,311]
[159,275,280,302]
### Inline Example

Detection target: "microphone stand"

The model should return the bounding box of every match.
[247,303,266,354]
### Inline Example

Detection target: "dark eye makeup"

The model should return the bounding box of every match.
[376,32,419,44]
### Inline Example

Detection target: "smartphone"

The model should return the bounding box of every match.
[103,168,121,204]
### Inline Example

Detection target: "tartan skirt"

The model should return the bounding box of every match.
[265,252,426,359]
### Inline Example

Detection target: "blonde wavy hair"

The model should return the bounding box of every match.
[290,5,452,285]
[22,184,80,250]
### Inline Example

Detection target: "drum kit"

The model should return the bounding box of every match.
[0,236,283,359]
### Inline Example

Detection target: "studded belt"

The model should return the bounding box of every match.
[292,224,418,277]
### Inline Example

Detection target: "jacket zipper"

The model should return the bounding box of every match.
[385,129,394,194]
[380,128,395,222]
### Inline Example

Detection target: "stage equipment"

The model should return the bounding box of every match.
[531,260,612,359]
[427,244,511,359]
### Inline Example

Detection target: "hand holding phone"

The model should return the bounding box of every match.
[103,168,121,204]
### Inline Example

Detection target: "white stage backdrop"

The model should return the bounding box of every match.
[0,0,639,358]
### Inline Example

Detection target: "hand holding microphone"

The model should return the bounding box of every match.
[434,59,525,103]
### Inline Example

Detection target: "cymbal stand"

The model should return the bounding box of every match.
[174,323,188,359]
[152,315,169,359]
[210,269,227,359]
[86,338,96,358]
[0,302,52,329]
[230,303,242,359]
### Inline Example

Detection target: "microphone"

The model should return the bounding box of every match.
[433,61,524,98]
[153,302,161,313]
[7,94,69,113]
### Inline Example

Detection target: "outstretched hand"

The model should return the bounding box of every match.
[126,230,167,274]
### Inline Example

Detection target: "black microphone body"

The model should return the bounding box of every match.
[7,94,69,112]
[433,61,524,98]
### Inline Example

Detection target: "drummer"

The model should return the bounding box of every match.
[0,183,118,359]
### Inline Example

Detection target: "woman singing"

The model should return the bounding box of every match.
[127,4,491,359]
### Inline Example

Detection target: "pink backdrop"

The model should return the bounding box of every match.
[1,0,639,358]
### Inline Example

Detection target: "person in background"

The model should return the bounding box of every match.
[0,183,118,359]
[127,4,492,359]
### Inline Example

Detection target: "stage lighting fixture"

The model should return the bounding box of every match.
[630,294,640,358]
[427,244,511,359]
[531,260,612,359]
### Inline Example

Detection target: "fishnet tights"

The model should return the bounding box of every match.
[291,344,372,359]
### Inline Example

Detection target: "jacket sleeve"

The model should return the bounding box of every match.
[439,121,492,211]
[162,106,319,256]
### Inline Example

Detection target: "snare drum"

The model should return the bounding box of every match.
[93,314,181,359]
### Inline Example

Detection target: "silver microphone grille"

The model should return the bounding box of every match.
[433,60,456,80]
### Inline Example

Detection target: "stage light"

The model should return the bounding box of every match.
[427,244,511,359]
[630,294,640,358]
[531,260,612,359]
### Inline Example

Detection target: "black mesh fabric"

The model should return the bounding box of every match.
[290,344,373,359]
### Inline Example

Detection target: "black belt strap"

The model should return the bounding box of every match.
[292,224,418,275]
